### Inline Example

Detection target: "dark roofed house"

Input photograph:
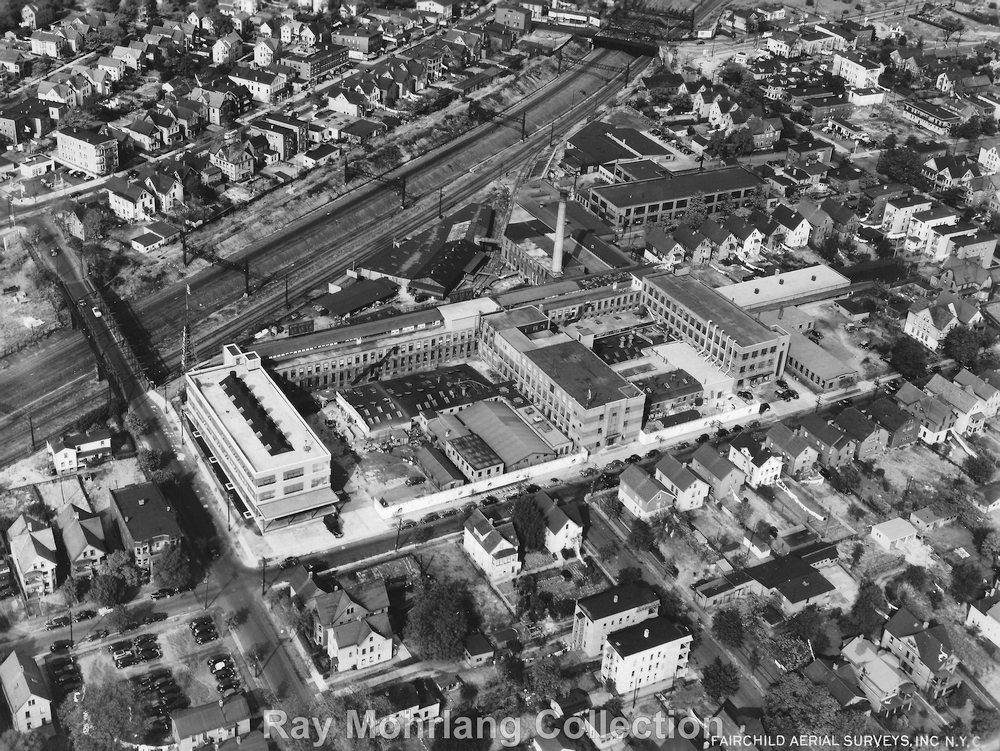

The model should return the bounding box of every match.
[0,650,51,733]
[109,482,182,570]
[765,423,818,475]
[551,687,592,718]
[463,632,494,666]
[57,504,106,578]
[881,608,962,699]
[695,554,836,614]
[689,444,745,500]
[833,407,888,460]
[795,414,856,467]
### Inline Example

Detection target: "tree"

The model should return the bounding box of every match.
[980,529,1000,561]
[137,447,163,474]
[764,673,840,743]
[59,680,153,751]
[528,658,564,697]
[890,336,928,379]
[944,326,989,367]
[404,579,471,660]
[901,565,928,590]
[89,572,128,607]
[680,192,708,228]
[963,453,997,485]
[60,576,86,606]
[0,730,47,751]
[712,606,745,648]
[155,546,195,591]
[598,542,619,562]
[772,634,812,671]
[100,550,141,588]
[600,495,623,519]
[617,567,644,585]
[850,580,888,638]
[851,542,865,566]
[951,560,986,603]
[877,146,929,190]
[938,16,964,45]
[702,657,740,701]
[972,704,1000,736]
[627,518,656,551]
[124,412,150,436]
[668,92,693,113]
[511,495,545,551]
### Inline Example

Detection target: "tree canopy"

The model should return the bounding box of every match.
[712,606,745,648]
[890,336,928,379]
[154,546,195,591]
[89,572,128,607]
[511,495,546,551]
[627,518,656,551]
[59,680,154,751]
[764,673,840,745]
[963,453,997,485]
[702,657,740,701]
[850,580,889,638]
[0,730,47,751]
[403,580,472,660]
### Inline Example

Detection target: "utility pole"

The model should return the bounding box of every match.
[438,187,444,218]
[244,259,251,297]
[260,557,267,597]
[394,512,403,553]
[27,413,34,451]
[284,273,290,309]
[520,112,527,141]
[549,121,555,147]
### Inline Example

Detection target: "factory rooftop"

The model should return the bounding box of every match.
[524,340,643,407]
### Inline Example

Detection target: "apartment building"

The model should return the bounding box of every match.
[478,306,646,450]
[570,582,659,657]
[463,509,521,581]
[7,515,57,597]
[831,51,883,88]
[228,65,288,103]
[253,299,496,393]
[281,44,349,82]
[600,616,692,694]
[313,580,394,671]
[588,167,762,228]
[639,271,790,390]
[55,127,119,175]
[185,345,336,532]
[109,482,183,569]
[881,194,934,239]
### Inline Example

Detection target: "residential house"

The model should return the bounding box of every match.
[0,51,27,78]
[966,589,1000,650]
[213,31,243,65]
[254,38,283,67]
[171,695,252,751]
[228,65,288,103]
[57,504,106,579]
[831,51,884,89]
[903,293,982,351]
[0,651,51,733]
[953,368,1000,417]
[370,678,442,729]
[764,423,818,475]
[870,517,919,550]
[833,407,888,460]
[728,433,782,488]
[881,608,961,700]
[123,118,161,151]
[804,658,869,713]
[694,554,836,614]
[55,127,118,175]
[770,204,811,248]
[30,30,65,57]
[840,637,915,716]
[7,515,57,597]
[797,199,833,245]
[534,492,583,558]
[570,582,659,657]
[617,465,675,520]
[109,482,183,570]
[909,506,957,533]
[868,397,920,448]
[924,373,988,435]
[313,579,394,671]
[463,509,521,581]
[105,176,156,222]
[208,140,254,182]
[894,382,957,444]
[795,414,856,467]
[654,454,710,511]
[21,3,54,29]
[688,444,745,501]
[45,429,112,473]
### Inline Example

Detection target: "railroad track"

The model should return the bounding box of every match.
[135,48,648,377]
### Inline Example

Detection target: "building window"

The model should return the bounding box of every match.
[283,467,304,481]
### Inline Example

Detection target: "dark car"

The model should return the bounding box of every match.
[645,449,661,459]
[731,424,744,433]
[149,589,174,601]
[323,514,343,538]
[715,427,730,438]
[737,391,753,402]
[50,656,76,669]
[605,459,625,471]
[116,655,139,669]
[481,496,500,506]
[626,454,641,464]
[776,379,788,389]
[195,631,219,645]
[279,556,300,569]
[189,617,213,632]
[192,625,217,639]
[50,640,73,653]
[143,612,168,625]
[84,629,109,643]
[137,649,162,662]
[73,610,96,622]
[217,681,240,694]
[399,519,417,530]
[420,512,440,524]
[44,616,71,630]
[134,634,157,646]
[213,668,237,683]
[697,433,710,443]
[109,641,132,653]
[404,476,426,486]
[164,695,189,711]
[441,508,459,518]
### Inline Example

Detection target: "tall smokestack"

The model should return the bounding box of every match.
[552,188,568,275]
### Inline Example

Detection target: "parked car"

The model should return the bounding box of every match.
[194,631,219,645]
[115,655,139,669]
[626,454,641,464]
[83,630,109,643]
[142,612,167,625]
[580,466,598,477]
[737,391,753,402]
[645,449,661,459]
[149,589,175,601]
[279,556,300,569]
[50,640,73,653]
[404,476,426,486]
[400,519,417,530]
[323,514,344,538]
[189,617,213,632]
[44,616,71,630]
[420,512,440,524]
[217,681,240,694]
[73,610,95,622]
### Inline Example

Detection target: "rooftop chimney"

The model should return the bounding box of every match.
[552,188,569,275]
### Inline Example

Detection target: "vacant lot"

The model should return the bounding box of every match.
[424,541,513,631]
[0,229,62,353]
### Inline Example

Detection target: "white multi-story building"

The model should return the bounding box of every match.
[966,590,1000,650]
[55,127,118,175]
[7,515,57,597]
[463,510,521,581]
[831,51,884,89]
[570,582,659,657]
[0,651,51,733]
[185,344,336,532]
[881,194,934,240]
[600,616,693,694]
[904,206,960,255]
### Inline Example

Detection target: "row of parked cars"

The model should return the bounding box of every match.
[111,632,163,669]
[47,653,82,696]
[44,609,96,630]
[189,615,220,645]
[133,668,189,735]
[207,652,242,698]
